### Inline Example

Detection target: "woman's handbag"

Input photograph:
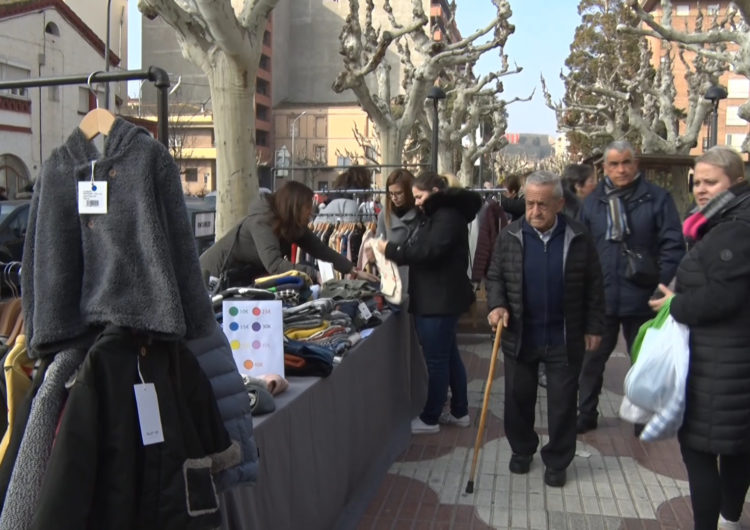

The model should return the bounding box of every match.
[622,299,690,441]
[622,242,660,287]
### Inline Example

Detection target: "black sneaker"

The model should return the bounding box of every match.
[509,453,533,474]
[576,415,597,434]
[544,467,566,487]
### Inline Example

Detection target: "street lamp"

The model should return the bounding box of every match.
[426,86,446,172]
[704,85,728,149]
[104,0,112,110]
[426,86,447,172]
[290,111,307,181]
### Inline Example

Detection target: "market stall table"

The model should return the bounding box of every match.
[220,308,426,530]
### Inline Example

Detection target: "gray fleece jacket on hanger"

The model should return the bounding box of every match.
[22,117,215,356]
[20,118,258,488]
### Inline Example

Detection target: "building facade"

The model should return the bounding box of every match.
[0,0,121,197]
[272,0,459,190]
[140,15,274,191]
[642,0,750,154]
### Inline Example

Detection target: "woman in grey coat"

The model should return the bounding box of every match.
[376,169,420,244]
[200,181,377,285]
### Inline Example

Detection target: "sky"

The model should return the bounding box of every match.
[454,1,582,137]
[128,0,581,136]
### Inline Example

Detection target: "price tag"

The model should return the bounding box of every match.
[358,301,372,321]
[78,181,108,214]
[317,260,335,283]
[133,383,165,445]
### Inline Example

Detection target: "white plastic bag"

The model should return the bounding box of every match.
[618,395,652,424]
[623,313,690,441]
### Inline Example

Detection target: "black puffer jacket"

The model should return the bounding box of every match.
[670,184,750,454]
[385,188,481,316]
[486,215,605,362]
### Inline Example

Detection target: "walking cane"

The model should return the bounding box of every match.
[465,323,503,494]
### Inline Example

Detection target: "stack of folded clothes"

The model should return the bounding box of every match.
[253,271,313,306]
[281,297,385,375]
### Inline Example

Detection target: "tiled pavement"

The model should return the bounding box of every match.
[357,332,750,530]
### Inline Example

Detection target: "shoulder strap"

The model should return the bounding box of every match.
[218,218,246,276]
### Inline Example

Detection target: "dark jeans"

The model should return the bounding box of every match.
[504,348,580,471]
[578,314,650,421]
[680,444,750,529]
[414,315,467,425]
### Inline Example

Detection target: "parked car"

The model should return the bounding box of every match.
[0,200,31,262]
[184,196,216,255]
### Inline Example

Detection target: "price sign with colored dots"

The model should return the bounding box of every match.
[222,300,285,377]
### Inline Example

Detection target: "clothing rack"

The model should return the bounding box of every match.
[315,187,509,195]
[0,66,171,146]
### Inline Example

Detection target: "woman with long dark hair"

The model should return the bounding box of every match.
[376,172,481,434]
[200,181,377,285]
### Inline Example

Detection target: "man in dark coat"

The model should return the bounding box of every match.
[486,171,605,488]
[576,140,685,434]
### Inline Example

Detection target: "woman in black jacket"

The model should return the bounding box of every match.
[376,173,481,434]
[650,147,750,530]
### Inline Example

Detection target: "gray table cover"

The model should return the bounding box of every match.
[220,309,427,530]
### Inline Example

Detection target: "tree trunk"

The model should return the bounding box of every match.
[667,165,691,218]
[207,53,259,238]
[378,126,403,168]
[437,148,454,177]
[457,154,475,187]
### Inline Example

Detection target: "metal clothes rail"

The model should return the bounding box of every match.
[0,66,171,146]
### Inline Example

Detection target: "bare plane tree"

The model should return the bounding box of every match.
[625,0,747,149]
[138,0,279,237]
[332,0,516,170]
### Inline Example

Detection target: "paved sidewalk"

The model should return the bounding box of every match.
[357,333,750,530]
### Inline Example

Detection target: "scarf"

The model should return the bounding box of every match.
[682,187,737,243]
[604,175,640,241]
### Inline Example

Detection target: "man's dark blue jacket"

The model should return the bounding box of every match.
[580,176,685,316]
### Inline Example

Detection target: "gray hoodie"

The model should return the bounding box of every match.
[22,117,215,356]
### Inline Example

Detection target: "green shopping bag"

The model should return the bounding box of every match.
[630,297,673,363]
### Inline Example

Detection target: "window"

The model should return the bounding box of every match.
[0,62,30,98]
[256,104,269,121]
[314,145,326,163]
[726,106,746,126]
[726,134,745,148]
[263,31,271,45]
[315,116,326,138]
[337,156,351,167]
[78,87,91,114]
[257,79,269,96]
[257,130,269,147]
[706,3,720,15]
[45,22,59,36]
[259,54,270,71]
[675,4,690,16]
[184,168,198,182]
[728,78,749,99]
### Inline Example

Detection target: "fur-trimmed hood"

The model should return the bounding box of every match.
[421,187,482,222]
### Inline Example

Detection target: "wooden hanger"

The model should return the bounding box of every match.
[79,71,115,140]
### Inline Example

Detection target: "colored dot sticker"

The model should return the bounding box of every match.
[252,340,261,349]
[243,360,254,370]
[252,322,261,332]
[230,340,240,350]
[252,307,261,316]
[229,322,239,331]
[229,307,239,316]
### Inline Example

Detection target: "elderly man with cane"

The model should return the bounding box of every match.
[486,170,605,487]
